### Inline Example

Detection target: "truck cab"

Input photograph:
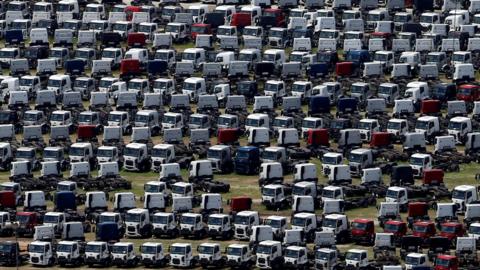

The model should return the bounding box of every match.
[415,116,440,141]
[169,243,197,267]
[345,249,370,269]
[358,119,380,142]
[452,185,478,212]
[234,211,260,240]
[255,240,283,269]
[405,253,429,270]
[448,117,472,144]
[125,208,151,238]
[409,153,432,178]
[348,149,374,177]
[29,241,54,266]
[226,244,254,268]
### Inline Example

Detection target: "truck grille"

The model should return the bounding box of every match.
[258,258,266,264]
[126,160,134,166]
[31,257,39,263]
[236,228,244,234]
[172,258,180,264]
[128,226,135,232]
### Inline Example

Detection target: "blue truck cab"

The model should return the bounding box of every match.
[54,191,77,212]
[308,96,330,116]
[96,222,121,242]
[337,97,358,115]
[345,49,370,66]
[234,146,260,175]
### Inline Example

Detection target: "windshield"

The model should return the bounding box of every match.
[208,217,223,225]
[441,225,456,233]
[97,149,113,158]
[28,244,45,253]
[265,219,281,228]
[76,50,91,59]
[452,190,466,200]
[112,246,128,254]
[265,83,279,92]
[227,247,242,256]
[141,246,157,254]
[458,88,471,95]
[291,217,306,227]
[153,215,168,224]
[78,114,92,123]
[302,120,317,129]
[384,223,399,231]
[234,215,250,225]
[183,53,196,61]
[470,226,480,234]
[90,22,105,31]
[163,115,177,124]
[171,185,185,194]
[352,222,367,230]
[48,80,62,88]
[19,78,33,86]
[16,150,34,159]
[415,121,429,130]
[10,22,27,29]
[0,51,14,58]
[44,215,59,223]
[316,251,330,260]
[63,22,78,30]
[207,149,221,159]
[238,53,252,61]
[349,153,363,163]
[16,214,30,224]
[273,119,289,127]
[426,53,441,62]
[85,244,102,253]
[108,114,122,122]
[346,252,361,261]
[386,189,399,199]
[262,151,278,161]
[165,24,180,33]
[367,14,380,21]
[394,14,409,22]
[292,185,306,196]
[319,31,335,39]
[420,15,434,23]
[406,256,420,265]
[322,218,337,228]
[270,30,284,38]
[69,147,84,156]
[322,156,338,164]
[387,121,400,130]
[113,23,128,31]
[190,116,204,125]
[217,27,232,36]
[410,157,424,166]
[74,79,89,88]
[170,246,186,255]
[245,118,259,127]
[43,150,59,158]
[452,54,466,62]
[57,244,73,253]
[191,25,207,33]
[181,216,196,225]
[413,224,428,232]
[198,246,214,254]
[263,54,275,62]
[19,110,33,121]
[374,54,387,62]
[436,258,450,267]
[154,81,168,89]
[99,215,115,223]
[351,85,365,94]
[292,84,307,93]
[378,86,392,95]
[152,148,168,158]
[183,82,196,91]
[448,121,462,130]
[51,113,65,121]
[285,249,299,258]
[236,150,250,159]
[256,245,272,255]
[262,187,276,196]
[138,25,151,33]
[243,28,258,36]
[124,147,140,157]
[135,114,149,123]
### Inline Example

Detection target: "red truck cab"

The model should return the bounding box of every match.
[230,196,252,213]
[457,84,480,102]
[307,129,329,147]
[336,62,354,77]
[407,202,429,226]
[351,218,375,244]
[16,212,40,236]
[125,6,141,21]
[370,132,392,148]
[413,221,437,240]
[0,191,16,210]
[263,9,285,27]
[423,169,445,186]
[439,222,465,241]
[191,23,212,39]
[421,100,441,116]
[127,32,147,48]
[435,255,458,270]
[217,128,240,145]
[384,220,407,238]
[120,59,141,80]
[77,125,98,142]
[230,13,251,29]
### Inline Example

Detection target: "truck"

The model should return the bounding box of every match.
[56,241,84,267]
[112,242,139,267]
[234,211,260,240]
[169,243,198,268]
[125,208,152,238]
[152,212,179,238]
[28,241,54,266]
[84,241,111,267]
[256,240,284,269]
[198,243,226,268]
[140,242,169,267]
